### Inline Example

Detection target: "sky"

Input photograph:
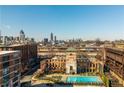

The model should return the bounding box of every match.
[0,5,124,41]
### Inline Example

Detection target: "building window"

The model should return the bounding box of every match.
[3,68,9,76]
[3,62,9,68]
[14,59,20,64]
[2,55,9,62]
[13,53,19,59]
[13,76,18,82]
[14,70,20,76]
[3,48,8,51]
[2,75,9,86]
[70,66,73,70]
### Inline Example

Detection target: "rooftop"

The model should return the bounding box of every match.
[0,51,20,55]
[0,43,37,48]
[107,47,124,52]
[0,44,24,47]
[52,55,66,60]
[10,44,25,47]
[66,47,77,52]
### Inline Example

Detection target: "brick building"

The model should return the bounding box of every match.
[0,43,37,74]
[40,47,100,75]
[104,48,124,86]
[0,51,21,87]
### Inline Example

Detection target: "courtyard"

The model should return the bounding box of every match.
[31,73,105,87]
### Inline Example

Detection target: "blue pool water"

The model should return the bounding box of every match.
[66,76,102,83]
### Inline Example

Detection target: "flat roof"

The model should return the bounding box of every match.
[10,44,25,47]
[66,47,77,52]
[0,44,24,47]
[107,47,124,52]
[0,43,37,48]
[0,51,20,55]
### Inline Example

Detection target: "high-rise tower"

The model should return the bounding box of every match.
[50,32,53,41]
[20,30,25,42]
[54,35,56,42]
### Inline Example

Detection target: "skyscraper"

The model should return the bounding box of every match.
[50,32,53,41]
[20,30,25,42]
[54,35,56,43]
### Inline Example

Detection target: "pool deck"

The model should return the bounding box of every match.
[31,73,103,86]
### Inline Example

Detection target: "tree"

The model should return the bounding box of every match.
[95,38,101,46]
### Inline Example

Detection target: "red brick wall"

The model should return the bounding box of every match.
[0,43,37,74]
[42,59,66,73]
[9,53,14,81]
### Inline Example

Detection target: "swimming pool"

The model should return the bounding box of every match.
[66,76,102,83]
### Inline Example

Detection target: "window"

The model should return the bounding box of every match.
[70,66,73,70]
[3,68,9,75]
[3,48,8,51]
[3,75,9,86]
[3,55,9,62]
[13,76,18,82]
[14,70,20,76]
[13,53,19,59]
[3,62,9,68]
[14,59,20,64]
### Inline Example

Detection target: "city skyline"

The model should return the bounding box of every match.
[0,5,124,88]
[0,5,124,41]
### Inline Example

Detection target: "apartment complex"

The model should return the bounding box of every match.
[104,48,124,86]
[0,51,21,87]
[40,47,101,74]
[0,43,37,74]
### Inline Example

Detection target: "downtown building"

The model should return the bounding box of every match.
[0,51,21,87]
